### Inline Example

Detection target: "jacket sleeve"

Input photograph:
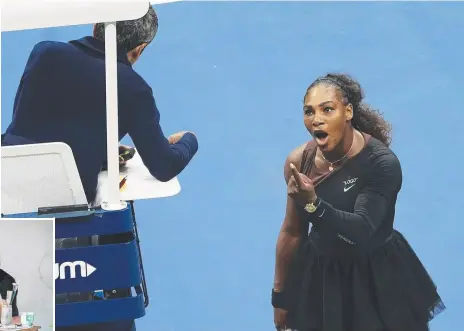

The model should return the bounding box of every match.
[126,88,198,182]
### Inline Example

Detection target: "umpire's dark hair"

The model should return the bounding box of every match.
[93,4,158,53]
[306,73,392,146]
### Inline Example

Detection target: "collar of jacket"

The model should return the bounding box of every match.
[69,36,132,67]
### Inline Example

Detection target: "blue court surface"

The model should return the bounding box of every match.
[2,1,462,330]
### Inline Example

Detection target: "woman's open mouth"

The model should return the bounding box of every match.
[313,130,329,146]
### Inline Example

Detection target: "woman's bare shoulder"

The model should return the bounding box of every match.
[284,142,310,183]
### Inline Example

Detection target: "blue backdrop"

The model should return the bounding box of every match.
[2,2,462,330]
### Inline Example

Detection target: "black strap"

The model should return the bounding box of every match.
[271,288,289,310]
[300,141,317,176]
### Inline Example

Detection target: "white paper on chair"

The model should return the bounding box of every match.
[93,150,181,206]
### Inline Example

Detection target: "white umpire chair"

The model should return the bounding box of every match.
[1,142,99,250]
[1,142,88,216]
[1,1,183,327]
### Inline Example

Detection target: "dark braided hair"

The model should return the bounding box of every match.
[306,73,392,146]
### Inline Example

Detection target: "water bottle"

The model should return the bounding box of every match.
[1,304,12,325]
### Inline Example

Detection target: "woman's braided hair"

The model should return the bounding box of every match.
[306,73,392,146]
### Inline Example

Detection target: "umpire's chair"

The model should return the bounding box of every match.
[1,142,148,327]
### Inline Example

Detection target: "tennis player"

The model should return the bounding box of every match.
[272,73,445,331]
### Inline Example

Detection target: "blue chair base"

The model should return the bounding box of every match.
[3,202,148,327]
[56,293,145,326]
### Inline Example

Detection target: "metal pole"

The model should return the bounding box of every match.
[102,21,126,211]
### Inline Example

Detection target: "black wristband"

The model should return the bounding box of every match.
[271,289,288,309]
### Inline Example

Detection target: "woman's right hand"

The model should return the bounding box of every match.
[274,307,289,330]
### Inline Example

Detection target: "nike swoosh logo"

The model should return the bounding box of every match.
[344,184,355,192]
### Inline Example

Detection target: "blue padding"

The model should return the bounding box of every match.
[5,207,134,237]
[55,207,133,238]
[56,239,141,294]
[55,294,145,326]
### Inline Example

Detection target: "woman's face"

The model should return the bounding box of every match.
[303,83,353,153]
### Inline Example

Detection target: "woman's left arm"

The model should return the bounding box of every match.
[309,152,402,246]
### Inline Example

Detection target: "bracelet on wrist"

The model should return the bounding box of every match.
[271,288,288,309]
